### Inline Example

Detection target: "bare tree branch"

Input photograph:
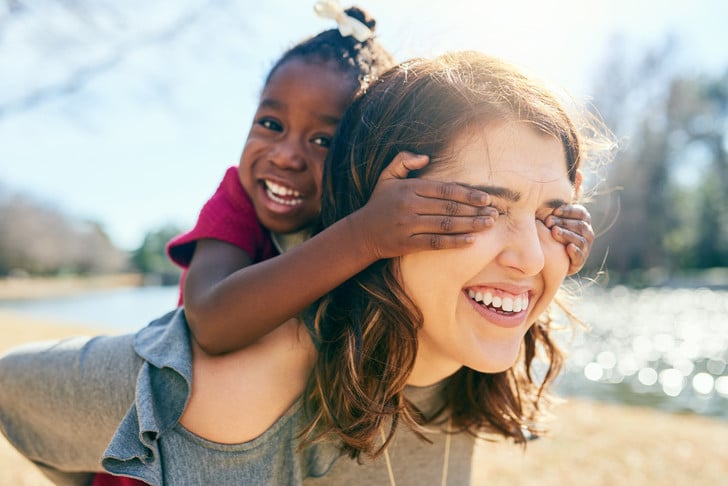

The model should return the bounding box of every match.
[0,0,227,118]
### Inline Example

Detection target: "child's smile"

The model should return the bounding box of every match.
[263,180,304,207]
[260,179,306,213]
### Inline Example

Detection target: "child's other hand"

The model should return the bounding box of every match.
[544,204,594,275]
[352,151,497,260]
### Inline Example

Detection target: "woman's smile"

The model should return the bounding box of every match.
[464,286,531,328]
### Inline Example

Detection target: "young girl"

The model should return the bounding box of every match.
[300,51,614,483]
[165,3,596,356]
[0,51,612,485]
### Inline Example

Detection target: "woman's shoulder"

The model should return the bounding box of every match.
[180,319,316,444]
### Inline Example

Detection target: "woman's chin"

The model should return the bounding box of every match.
[466,348,521,374]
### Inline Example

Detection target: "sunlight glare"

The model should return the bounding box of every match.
[691,373,714,395]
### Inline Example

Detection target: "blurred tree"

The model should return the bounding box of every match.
[587,36,728,282]
[0,0,235,118]
[586,36,677,281]
[0,187,128,275]
[131,224,182,284]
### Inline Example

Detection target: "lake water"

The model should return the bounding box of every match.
[1,285,726,421]
[0,285,180,332]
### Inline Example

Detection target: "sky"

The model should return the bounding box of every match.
[1,0,727,251]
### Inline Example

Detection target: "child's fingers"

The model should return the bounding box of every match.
[410,179,491,207]
[406,194,499,218]
[550,224,589,249]
[379,152,430,180]
[565,243,586,275]
[410,214,496,235]
[546,216,594,245]
[550,224,591,275]
[553,204,592,224]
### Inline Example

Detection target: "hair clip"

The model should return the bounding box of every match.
[314,0,373,42]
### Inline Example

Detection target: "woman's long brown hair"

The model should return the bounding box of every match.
[302,51,599,458]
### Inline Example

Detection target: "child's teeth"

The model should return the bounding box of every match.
[491,296,502,308]
[266,180,302,197]
[482,291,493,306]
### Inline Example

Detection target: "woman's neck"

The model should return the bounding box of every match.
[407,355,462,387]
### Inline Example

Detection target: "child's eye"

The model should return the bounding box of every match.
[311,135,332,148]
[258,118,283,132]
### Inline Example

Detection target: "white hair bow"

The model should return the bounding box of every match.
[313,0,373,42]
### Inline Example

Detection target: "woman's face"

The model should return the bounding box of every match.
[401,121,577,385]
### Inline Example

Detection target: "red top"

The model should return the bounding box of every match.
[92,167,276,486]
[92,475,146,486]
[165,165,277,304]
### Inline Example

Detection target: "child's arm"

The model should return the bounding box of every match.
[545,204,595,275]
[184,153,497,354]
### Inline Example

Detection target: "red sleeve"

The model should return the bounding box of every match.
[166,166,276,268]
[91,473,146,486]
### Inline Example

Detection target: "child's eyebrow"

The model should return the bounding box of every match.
[259,98,340,126]
[316,113,342,126]
[259,98,283,111]
[459,183,566,208]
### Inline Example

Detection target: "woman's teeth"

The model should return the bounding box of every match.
[265,180,303,206]
[468,289,528,313]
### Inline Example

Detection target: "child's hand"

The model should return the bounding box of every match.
[351,152,497,260]
[544,204,594,275]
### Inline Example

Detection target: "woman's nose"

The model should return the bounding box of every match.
[270,138,307,171]
[497,221,546,276]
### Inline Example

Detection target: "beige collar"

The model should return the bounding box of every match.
[271,229,310,254]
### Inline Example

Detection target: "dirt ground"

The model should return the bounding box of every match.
[1,311,727,485]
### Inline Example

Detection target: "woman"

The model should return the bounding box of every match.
[301,51,610,484]
[0,51,611,485]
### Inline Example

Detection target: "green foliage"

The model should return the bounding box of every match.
[695,170,728,267]
[132,225,183,281]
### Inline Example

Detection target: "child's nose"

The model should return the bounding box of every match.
[270,138,306,171]
[497,221,546,277]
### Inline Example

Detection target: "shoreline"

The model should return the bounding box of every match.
[0,273,144,301]
[1,314,727,484]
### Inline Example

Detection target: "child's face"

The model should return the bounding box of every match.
[238,59,354,234]
[400,121,575,385]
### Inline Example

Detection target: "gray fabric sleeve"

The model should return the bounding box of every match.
[0,333,142,482]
